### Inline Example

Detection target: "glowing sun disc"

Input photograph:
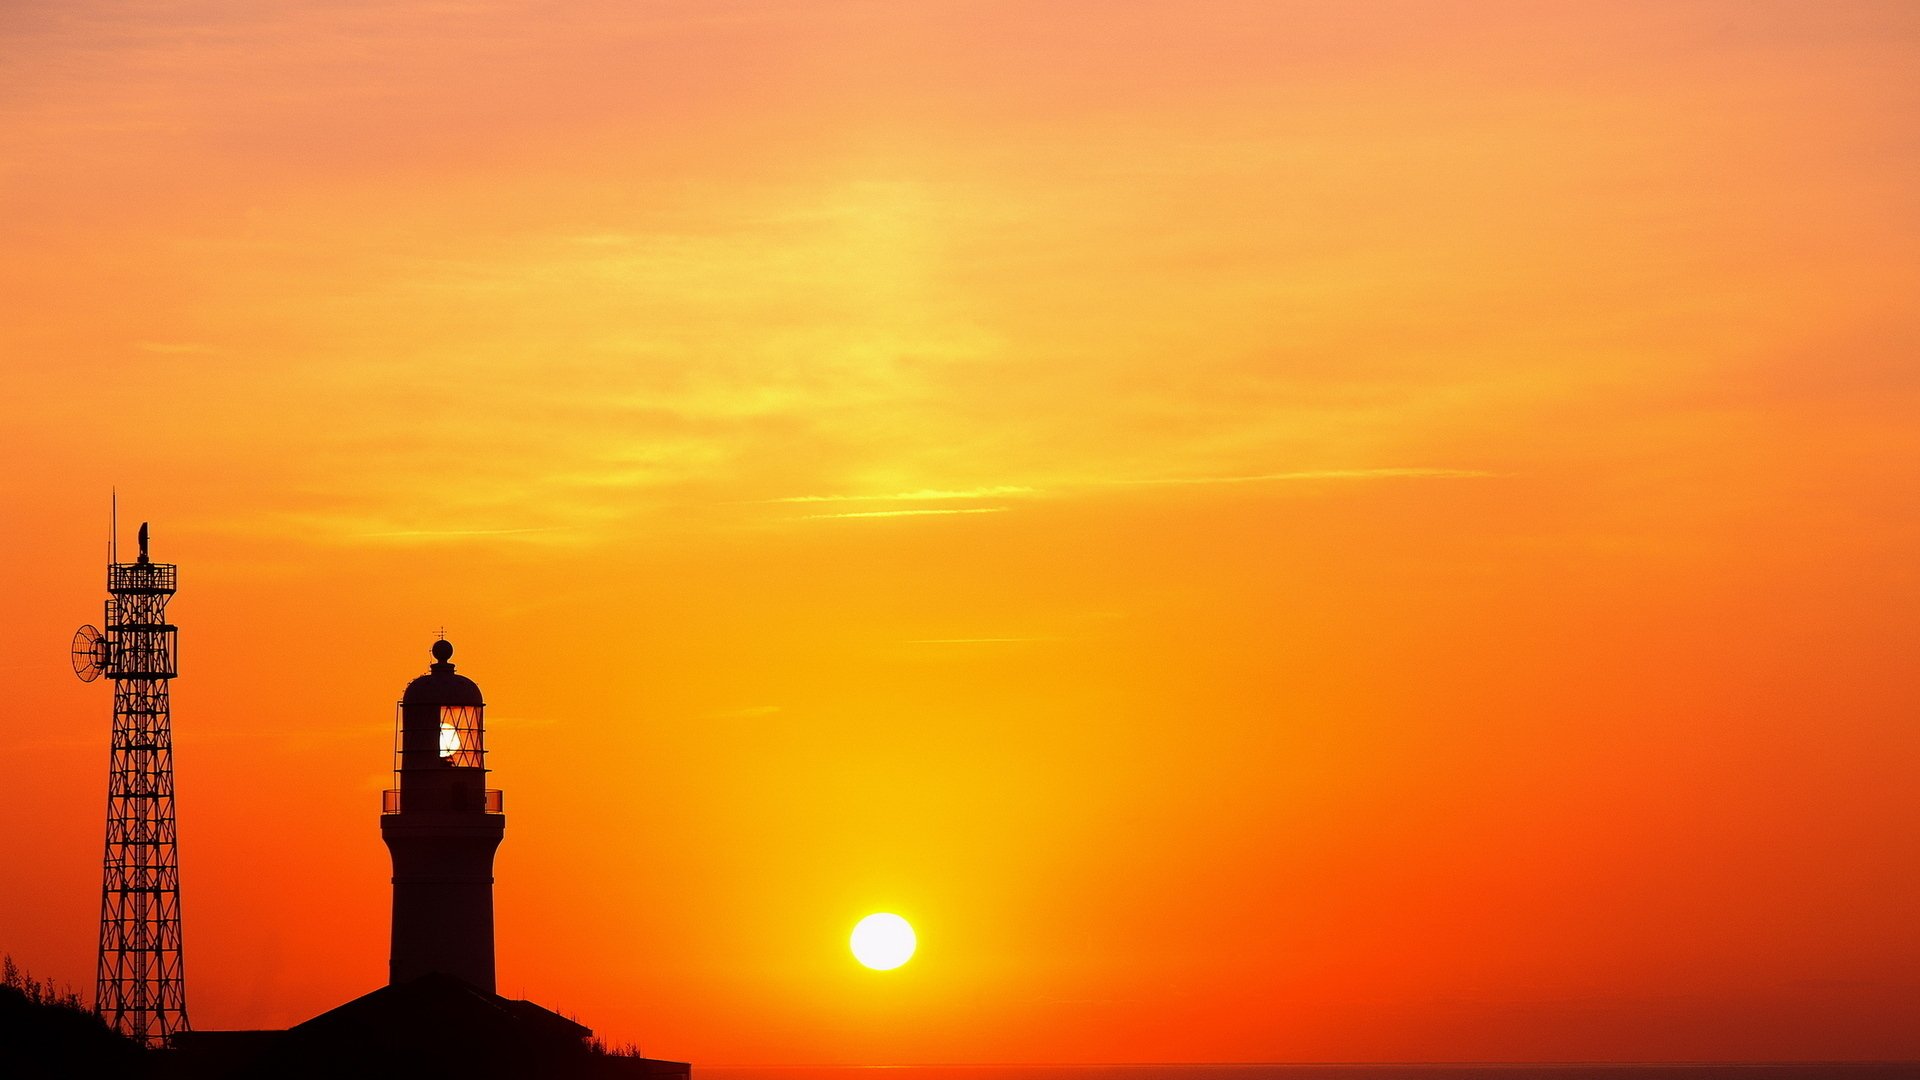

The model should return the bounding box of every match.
[850,913,916,970]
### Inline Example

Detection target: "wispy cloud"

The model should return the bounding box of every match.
[137,341,214,355]
[802,507,1010,521]
[904,637,1054,644]
[568,233,637,247]
[780,470,1491,522]
[1116,468,1498,486]
[702,705,784,720]
[353,525,580,539]
[774,485,1037,503]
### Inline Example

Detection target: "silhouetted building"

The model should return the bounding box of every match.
[160,640,687,1080]
[381,639,505,992]
[169,973,683,1080]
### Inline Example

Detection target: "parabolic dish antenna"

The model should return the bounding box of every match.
[72,624,108,682]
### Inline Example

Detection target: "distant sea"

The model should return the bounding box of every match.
[702,1066,1920,1080]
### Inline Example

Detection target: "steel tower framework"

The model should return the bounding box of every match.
[72,521,189,1045]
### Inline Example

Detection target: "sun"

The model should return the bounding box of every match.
[849,913,916,971]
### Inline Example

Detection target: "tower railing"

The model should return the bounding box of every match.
[381,788,505,815]
[108,562,177,593]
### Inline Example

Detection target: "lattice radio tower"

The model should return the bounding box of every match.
[70,509,189,1046]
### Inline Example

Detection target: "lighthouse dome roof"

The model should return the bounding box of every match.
[402,639,484,706]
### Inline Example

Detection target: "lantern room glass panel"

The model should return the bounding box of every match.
[438,705,484,768]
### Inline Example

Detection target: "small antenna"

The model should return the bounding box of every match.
[110,488,118,565]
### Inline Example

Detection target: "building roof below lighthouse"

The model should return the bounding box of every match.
[169,973,689,1079]
[289,971,590,1048]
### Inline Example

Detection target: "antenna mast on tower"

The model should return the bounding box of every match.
[71,515,189,1046]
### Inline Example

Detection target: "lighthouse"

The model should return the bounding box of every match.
[172,634,687,1077]
[380,639,505,992]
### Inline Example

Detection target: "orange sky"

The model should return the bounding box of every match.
[2,0,1918,1065]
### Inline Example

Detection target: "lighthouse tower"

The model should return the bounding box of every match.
[380,639,505,992]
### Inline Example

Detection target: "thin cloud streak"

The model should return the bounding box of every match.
[701,705,784,720]
[802,507,1010,520]
[774,472,1487,507]
[774,485,1038,503]
[1116,468,1500,486]
[775,471,1492,523]
[137,342,215,355]
[904,637,1054,644]
[353,525,580,539]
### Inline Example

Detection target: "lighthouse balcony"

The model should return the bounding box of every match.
[383,788,503,814]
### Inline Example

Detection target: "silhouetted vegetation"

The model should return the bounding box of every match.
[0,953,143,1078]
[587,1035,648,1057]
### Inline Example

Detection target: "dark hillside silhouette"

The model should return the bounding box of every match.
[0,955,143,1079]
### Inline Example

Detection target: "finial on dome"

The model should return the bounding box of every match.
[431,639,454,663]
